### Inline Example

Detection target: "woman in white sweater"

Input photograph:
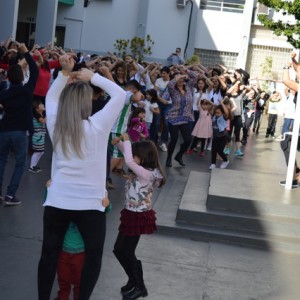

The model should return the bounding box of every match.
[37,55,126,300]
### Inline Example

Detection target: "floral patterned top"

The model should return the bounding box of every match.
[117,140,164,212]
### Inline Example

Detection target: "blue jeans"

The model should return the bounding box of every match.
[158,103,171,144]
[0,131,28,196]
[253,110,263,131]
[282,118,294,134]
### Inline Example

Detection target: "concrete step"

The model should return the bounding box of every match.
[157,220,300,254]
[156,170,300,253]
[177,171,300,239]
[207,169,300,217]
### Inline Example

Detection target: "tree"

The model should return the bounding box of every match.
[186,54,201,65]
[113,35,154,61]
[258,0,300,48]
[260,56,273,91]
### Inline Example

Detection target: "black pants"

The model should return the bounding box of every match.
[113,232,140,282]
[211,135,228,164]
[242,112,254,142]
[190,137,206,152]
[266,114,278,136]
[167,123,192,159]
[38,207,106,300]
[229,116,242,142]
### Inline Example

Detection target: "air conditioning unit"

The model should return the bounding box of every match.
[177,0,187,8]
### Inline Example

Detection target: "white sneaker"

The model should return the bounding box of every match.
[159,143,167,152]
[220,160,230,169]
[209,164,216,170]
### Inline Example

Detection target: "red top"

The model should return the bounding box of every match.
[33,60,60,97]
[0,63,9,71]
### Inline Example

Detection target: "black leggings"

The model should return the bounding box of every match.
[114,232,140,264]
[229,116,242,142]
[113,232,140,278]
[38,206,106,300]
[211,136,228,164]
[167,123,192,158]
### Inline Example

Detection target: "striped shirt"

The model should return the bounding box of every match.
[111,91,133,134]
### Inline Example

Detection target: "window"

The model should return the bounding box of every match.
[200,0,245,13]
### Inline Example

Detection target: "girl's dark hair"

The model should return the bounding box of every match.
[221,98,233,120]
[128,107,146,127]
[215,104,225,115]
[161,66,170,74]
[132,140,166,187]
[264,93,270,100]
[33,99,43,111]
[212,68,222,76]
[196,78,208,93]
[145,89,158,103]
[7,64,23,84]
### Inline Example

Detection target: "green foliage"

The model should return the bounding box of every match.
[186,54,201,65]
[113,39,129,59]
[260,56,273,91]
[258,0,300,48]
[113,35,155,61]
[260,56,273,77]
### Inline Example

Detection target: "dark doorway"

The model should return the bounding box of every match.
[55,26,66,48]
[16,22,36,48]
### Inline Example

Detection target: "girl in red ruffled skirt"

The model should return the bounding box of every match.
[111,133,166,300]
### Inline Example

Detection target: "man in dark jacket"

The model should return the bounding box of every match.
[0,43,38,205]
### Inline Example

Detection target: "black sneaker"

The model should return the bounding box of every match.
[35,166,42,172]
[279,180,298,188]
[4,195,21,206]
[29,166,39,173]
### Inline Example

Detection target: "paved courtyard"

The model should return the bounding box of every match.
[0,118,300,300]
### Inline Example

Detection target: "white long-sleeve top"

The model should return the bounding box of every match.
[45,72,126,211]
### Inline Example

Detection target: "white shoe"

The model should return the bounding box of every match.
[159,143,167,152]
[220,160,230,169]
[209,164,216,170]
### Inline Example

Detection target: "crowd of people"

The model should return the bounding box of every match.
[0,37,299,300]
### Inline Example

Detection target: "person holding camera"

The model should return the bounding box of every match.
[0,43,38,205]
[167,47,184,66]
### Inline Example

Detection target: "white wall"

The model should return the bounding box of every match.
[145,0,196,60]
[56,0,197,60]
[195,10,244,53]
[57,0,139,53]
[16,0,252,61]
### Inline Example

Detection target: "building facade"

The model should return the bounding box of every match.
[0,0,295,79]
